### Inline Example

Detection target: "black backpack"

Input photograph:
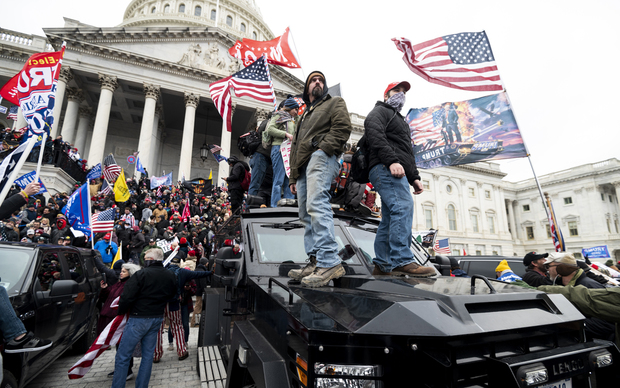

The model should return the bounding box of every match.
[237,131,262,157]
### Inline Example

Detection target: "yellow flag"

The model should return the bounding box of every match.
[208,169,212,180]
[111,242,122,266]
[114,170,130,202]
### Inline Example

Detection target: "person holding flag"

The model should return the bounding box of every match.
[94,233,118,267]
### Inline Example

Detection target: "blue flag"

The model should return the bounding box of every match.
[62,183,90,232]
[14,171,48,194]
[213,153,228,163]
[150,172,173,189]
[86,163,102,180]
[136,157,146,174]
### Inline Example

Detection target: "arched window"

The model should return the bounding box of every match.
[164,4,170,13]
[226,15,233,26]
[448,204,457,231]
[195,5,202,16]
[151,6,156,13]
[240,23,246,33]
[252,31,257,39]
[210,9,216,20]
[178,4,185,12]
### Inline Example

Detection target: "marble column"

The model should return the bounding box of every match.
[507,199,518,241]
[74,107,92,157]
[51,67,73,138]
[136,83,160,178]
[179,92,199,181]
[149,109,162,176]
[88,74,118,166]
[60,88,83,145]
[218,102,235,184]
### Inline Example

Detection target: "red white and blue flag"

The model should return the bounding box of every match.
[6,106,18,120]
[546,196,566,252]
[209,55,275,132]
[62,182,90,233]
[91,208,115,233]
[103,154,121,182]
[433,238,452,255]
[393,32,503,92]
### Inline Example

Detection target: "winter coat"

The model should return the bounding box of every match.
[118,261,177,318]
[266,112,296,146]
[226,160,249,191]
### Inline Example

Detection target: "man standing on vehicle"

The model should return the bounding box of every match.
[522,252,553,287]
[112,248,177,388]
[287,71,352,287]
[364,81,435,277]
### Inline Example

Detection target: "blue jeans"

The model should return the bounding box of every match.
[112,316,162,388]
[297,150,341,268]
[271,145,293,207]
[369,164,415,272]
[248,152,268,196]
[0,285,26,340]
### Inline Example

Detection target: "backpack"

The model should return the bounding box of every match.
[240,168,251,191]
[237,131,261,157]
[331,159,351,196]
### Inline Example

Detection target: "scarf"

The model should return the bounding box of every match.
[385,92,406,113]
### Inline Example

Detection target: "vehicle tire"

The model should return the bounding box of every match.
[1,370,18,388]
[73,308,100,354]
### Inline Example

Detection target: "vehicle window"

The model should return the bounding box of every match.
[346,227,376,265]
[37,253,63,291]
[65,252,85,283]
[0,249,33,294]
[466,260,526,279]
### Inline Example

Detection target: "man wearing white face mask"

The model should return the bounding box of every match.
[364,81,435,277]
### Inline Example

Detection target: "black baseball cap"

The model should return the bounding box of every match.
[523,252,549,266]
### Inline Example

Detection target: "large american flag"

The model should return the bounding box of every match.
[433,238,452,255]
[393,31,503,92]
[102,154,121,182]
[209,55,275,133]
[409,108,446,146]
[91,208,115,233]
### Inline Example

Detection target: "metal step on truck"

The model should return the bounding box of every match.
[197,206,619,388]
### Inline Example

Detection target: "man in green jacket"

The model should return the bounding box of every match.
[287,71,352,287]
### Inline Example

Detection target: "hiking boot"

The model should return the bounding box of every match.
[392,262,436,277]
[179,351,189,360]
[288,255,317,281]
[300,264,345,288]
[4,332,52,353]
[372,265,392,276]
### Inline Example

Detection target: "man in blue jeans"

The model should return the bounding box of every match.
[287,71,353,287]
[112,249,177,388]
[364,81,435,277]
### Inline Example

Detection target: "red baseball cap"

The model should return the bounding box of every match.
[384,81,411,97]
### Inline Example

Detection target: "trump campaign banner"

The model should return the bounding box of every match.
[228,27,300,68]
[14,170,48,194]
[0,44,66,145]
[406,92,527,169]
[150,172,173,189]
[582,245,610,259]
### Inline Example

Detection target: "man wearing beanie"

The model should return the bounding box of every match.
[287,71,352,287]
[363,82,435,277]
[266,96,299,207]
[495,260,522,282]
[522,252,553,287]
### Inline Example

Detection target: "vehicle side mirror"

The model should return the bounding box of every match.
[49,279,79,297]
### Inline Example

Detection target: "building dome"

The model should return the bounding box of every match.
[119,0,274,41]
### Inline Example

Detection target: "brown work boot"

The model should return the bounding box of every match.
[300,264,345,288]
[288,255,317,281]
[392,262,435,277]
[372,265,392,275]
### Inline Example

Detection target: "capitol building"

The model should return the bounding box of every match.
[1,0,619,261]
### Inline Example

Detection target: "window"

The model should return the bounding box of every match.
[65,252,85,284]
[164,4,170,12]
[568,221,578,236]
[610,195,613,203]
[615,219,619,233]
[601,193,605,201]
[226,15,233,26]
[471,214,479,232]
[475,245,485,255]
[422,180,430,190]
[607,218,611,233]
[448,204,457,231]
[151,6,156,13]
[253,31,257,39]
[195,5,202,16]
[485,190,491,199]
[487,215,495,234]
[526,226,535,240]
[446,184,452,193]
[178,4,185,12]
[37,253,64,291]
[522,204,530,212]
[211,9,216,20]
[467,187,474,197]
[240,23,246,32]
[546,224,552,238]
[424,209,433,229]
[492,246,501,255]
[475,250,482,255]
[564,197,573,205]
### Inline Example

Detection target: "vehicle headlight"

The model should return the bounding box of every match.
[589,349,613,368]
[314,363,381,388]
[516,363,548,387]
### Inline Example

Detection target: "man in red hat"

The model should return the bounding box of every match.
[94,233,118,267]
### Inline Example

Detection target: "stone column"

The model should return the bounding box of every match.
[507,199,518,241]
[149,109,162,176]
[218,102,235,184]
[74,107,92,157]
[88,74,118,166]
[51,67,73,138]
[136,83,160,178]
[60,88,83,145]
[179,92,199,181]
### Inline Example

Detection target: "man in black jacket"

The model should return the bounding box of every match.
[364,81,434,277]
[223,155,248,213]
[112,248,177,388]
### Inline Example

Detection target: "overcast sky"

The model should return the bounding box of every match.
[3,0,618,182]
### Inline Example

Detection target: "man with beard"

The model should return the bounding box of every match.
[51,214,73,244]
[287,71,352,287]
[522,252,554,287]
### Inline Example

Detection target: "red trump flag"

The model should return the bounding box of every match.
[229,27,300,68]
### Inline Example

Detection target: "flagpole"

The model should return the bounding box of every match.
[87,178,94,249]
[34,132,47,183]
[286,27,306,81]
[262,54,278,112]
[0,137,38,204]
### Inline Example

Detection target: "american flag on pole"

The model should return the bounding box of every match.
[433,238,452,255]
[393,31,503,92]
[90,208,115,233]
[181,201,191,222]
[99,178,112,195]
[209,144,222,153]
[209,55,275,133]
[545,196,566,252]
[6,106,18,120]
[102,154,121,182]
[121,212,136,227]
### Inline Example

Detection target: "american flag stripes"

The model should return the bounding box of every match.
[393,32,503,92]
[545,196,566,252]
[121,212,136,227]
[433,238,452,255]
[209,145,222,153]
[6,106,18,120]
[102,154,121,182]
[409,109,446,147]
[91,208,115,233]
[209,56,275,133]
[99,179,112,196]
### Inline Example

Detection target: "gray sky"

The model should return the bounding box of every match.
[3,0,618,182]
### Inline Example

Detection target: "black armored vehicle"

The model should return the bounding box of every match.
[199,207,619,388]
